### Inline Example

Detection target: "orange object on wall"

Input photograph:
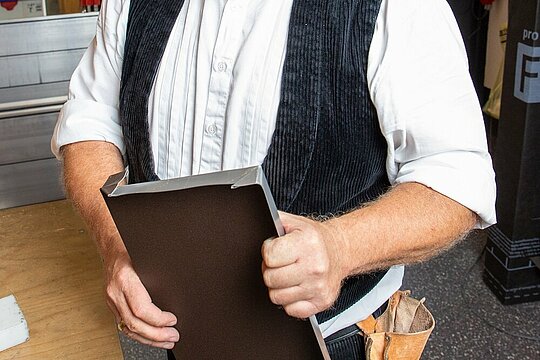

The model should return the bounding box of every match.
[58,0,81,14]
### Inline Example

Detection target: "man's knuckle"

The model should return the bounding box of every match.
[126,320,137,332]
[105,290,114,301]
[105,284,117,297]
[311,261,327,276]
[262,271,273,287]
[265,255,278,268]
[269,290,280,305]
[132,305,145,318]
[116,268,130,282]
[262,242,273,259]
[262,252,272,267]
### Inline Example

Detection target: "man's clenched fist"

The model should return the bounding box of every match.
[261,212,349,319]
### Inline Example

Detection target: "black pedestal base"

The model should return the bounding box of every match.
[483,268,540,304]
[483,226,540,305]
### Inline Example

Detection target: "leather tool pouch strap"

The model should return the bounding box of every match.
[357,290,435,360]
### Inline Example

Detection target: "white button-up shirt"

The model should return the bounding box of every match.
[52,0,497,337]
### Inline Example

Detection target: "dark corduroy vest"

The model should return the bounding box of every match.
[119,0,390,323]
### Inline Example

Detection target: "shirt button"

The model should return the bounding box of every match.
[216,61,227,72]
[206,124,217,135]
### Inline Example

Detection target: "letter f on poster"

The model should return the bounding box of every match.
[515,42,540,103]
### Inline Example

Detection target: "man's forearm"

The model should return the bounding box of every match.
[62,141,180,347]
[61,141,126,265]
[327,182,478,278]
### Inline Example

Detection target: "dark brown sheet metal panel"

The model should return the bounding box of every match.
[102,167,329,360]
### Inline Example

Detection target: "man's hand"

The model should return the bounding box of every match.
[62,141,180,349]
[261,212,348,319]
[260,184,477,321]
[104,251,179,349]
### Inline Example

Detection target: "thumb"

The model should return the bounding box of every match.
[278,211,304,234]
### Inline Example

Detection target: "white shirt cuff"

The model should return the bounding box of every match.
[394,151,497,229]
[51,99,125,159]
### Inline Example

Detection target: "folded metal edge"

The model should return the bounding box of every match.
[100,168,129,197]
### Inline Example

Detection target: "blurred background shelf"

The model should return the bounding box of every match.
[0,12,97,210]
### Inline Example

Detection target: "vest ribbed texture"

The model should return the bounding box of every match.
[119,0,185,183]
[119,0,389,324]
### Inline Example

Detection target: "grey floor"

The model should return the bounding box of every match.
[119,231,540,359]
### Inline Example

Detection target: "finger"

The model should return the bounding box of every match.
[123,327,176,350]
[268,286,311,306]
[109,296,176,349]
[262,235,302,268]
[116,293,180,343]
[262,263,305,289]
[124,275,177,327]
[283,300,320,319]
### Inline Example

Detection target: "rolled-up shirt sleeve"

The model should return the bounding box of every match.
[368,0,496,228]
[51,0,129,158]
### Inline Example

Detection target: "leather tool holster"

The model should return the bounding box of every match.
[357,290,435,360]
